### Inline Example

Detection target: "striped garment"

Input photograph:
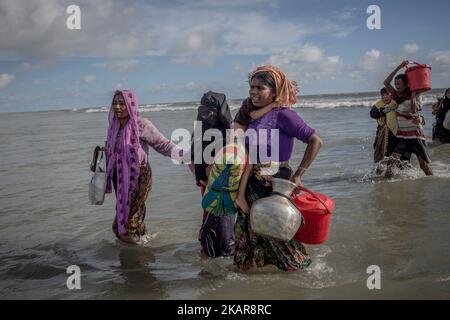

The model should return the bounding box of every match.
[396,99,425,140]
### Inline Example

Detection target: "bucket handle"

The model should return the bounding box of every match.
[294,186,332,214]
[405,61,430,70]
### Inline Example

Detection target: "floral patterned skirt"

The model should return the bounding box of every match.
[113,163,152,242]
[234,168,311,272]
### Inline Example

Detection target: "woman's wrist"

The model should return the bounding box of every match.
[294,166,307,177]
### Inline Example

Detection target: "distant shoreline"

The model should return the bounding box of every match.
[0,88,447,115]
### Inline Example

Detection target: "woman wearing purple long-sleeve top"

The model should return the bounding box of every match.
[233,66,323,271]
[105,89,184,244]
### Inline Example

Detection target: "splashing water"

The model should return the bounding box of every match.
[362,157,422,183]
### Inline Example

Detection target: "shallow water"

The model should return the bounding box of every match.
[0,100,449,299]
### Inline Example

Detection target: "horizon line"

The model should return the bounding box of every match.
[0,87,447,115]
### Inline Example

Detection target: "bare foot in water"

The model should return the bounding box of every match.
[384,166,394,179]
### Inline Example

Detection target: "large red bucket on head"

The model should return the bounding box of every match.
[293,186,334,245]
[405,62,432,93]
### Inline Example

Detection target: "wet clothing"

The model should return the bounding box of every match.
[112,163,152,241]
[396,98,426,140]
[108,118,182,239]
[234,164,311,271]
[194,92,237,258]
[381,90,431,163]
[373,125,399,162]
[199,214,236,258]
[106,90,143,236]
[433,123,450,143]
[370,99,399,162]
[433,98,450,143]
[199,141,246,258]
[392,97,431,163]
[435,98,450,124]
[106,89,183,239]
[394,139,431,163]
[233,99,315,271]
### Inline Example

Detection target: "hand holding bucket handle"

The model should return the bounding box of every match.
[400,60,410,68]
[295,185,332,214]
[404,61,427,70]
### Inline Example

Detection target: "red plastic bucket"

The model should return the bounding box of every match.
[292,186,334,245]
[405,62,432,92]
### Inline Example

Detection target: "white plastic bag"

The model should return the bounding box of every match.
[89,148,107,205]
[443,110,450,130]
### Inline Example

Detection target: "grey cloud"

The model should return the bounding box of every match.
[0,0,350,63]
[0,73,15,89]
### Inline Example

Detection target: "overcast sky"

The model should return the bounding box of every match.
[0,0,449,112]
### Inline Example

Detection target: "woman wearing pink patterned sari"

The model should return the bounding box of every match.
[105,89,185,244]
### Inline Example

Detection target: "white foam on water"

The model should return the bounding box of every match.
[292,245,337,289]
[195,256,235,278]
[140,105,196,112]
[362,157,424,183]
[306,260,334,275]
[85,107,109,113]
[430,160,450,178]
[436,276,450,282]
[303,260,336,289]
[141,103,172,108]
[138,232,159,246]
[81,95,385,113]
[226,271,248,281]
[57,90,444,114]
[293,98,375,109]
[315,246,333,259]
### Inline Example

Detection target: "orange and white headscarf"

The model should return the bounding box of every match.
[250,65,299,107]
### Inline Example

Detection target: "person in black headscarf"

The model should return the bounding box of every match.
[432,88,450,143]
[190,91,241,258]
[191,91,232,189]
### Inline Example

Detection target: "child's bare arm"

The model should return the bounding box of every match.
[411,92,423,114]
[249,102,279,120]
[384,60,408,96]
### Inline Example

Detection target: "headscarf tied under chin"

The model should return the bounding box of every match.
[250,65,299,107]
[105,89,143,236]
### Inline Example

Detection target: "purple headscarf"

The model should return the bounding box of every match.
[105,89,143,236]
